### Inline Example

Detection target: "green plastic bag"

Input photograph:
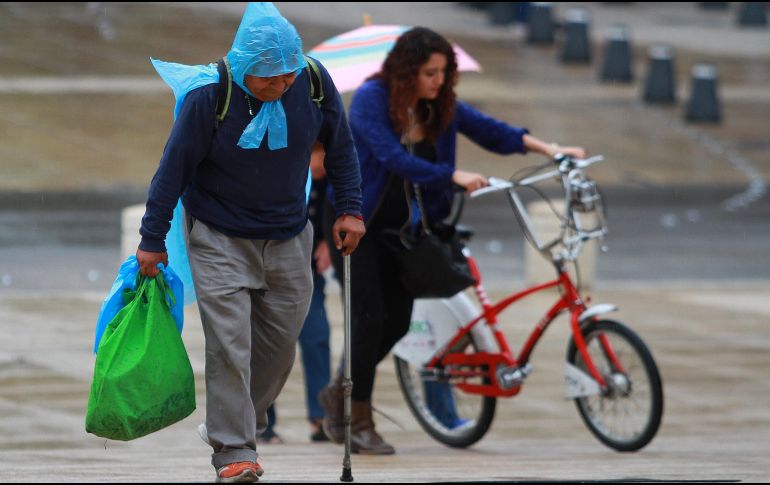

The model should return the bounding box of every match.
[86,273,196,441]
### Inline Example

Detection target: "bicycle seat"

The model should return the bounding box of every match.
[455,224,474,242]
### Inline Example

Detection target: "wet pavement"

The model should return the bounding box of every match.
[0,2,769,482]
[1,282,769,482]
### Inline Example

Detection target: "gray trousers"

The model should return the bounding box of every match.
[186,217,313,469]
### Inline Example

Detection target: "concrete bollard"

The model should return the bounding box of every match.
[737,2,768,27]
[527,2,556,45]
[685,64,722,123]
[642,45,677,104]
[121,204,145,261]
[599,25,633,82]
[524,199,597,289]
[560,8,592,63]
[487,2,518,26]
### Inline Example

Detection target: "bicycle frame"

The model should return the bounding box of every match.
[421,155,619,398]
[398,156,663,453]
[425,251,611,398]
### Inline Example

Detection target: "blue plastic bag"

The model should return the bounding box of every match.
[162,264,185,334]
[93,256,184,353]
[167,200,197,306]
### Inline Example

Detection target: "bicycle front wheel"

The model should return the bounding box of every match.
[567,319,663,452]
[394,343,496,448]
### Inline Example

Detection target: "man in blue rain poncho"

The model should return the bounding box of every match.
[136,3,365,482]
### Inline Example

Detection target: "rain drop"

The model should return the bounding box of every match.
[98,18,116,41]
[486,240,503,254]
[659,213,679,229]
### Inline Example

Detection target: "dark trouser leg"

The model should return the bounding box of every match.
[297,270,331,420]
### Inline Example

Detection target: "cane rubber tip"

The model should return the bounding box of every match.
[340,467,354,482]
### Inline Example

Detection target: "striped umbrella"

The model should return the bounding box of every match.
[307,25,482,93]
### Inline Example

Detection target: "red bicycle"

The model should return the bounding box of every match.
[393,154,663,452]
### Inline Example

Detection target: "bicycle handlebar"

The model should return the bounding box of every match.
[469,177,513,199]
[574,155,605,169]
[470,155,605,199]
[554,153,604,170]
[468,154,609,263]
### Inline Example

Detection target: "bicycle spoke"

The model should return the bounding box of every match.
[569,321,663,451]
[395,353,496,448]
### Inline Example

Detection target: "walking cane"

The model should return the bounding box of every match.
[340,253,354,482]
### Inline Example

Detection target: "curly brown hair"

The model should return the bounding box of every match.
[368,27,458,143]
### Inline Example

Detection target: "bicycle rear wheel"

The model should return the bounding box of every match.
[394,336,496,448]
[567,319,663,452]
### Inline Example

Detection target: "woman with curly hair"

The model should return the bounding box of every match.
[321,26,586,455]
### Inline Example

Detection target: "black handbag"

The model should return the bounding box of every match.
[389,183,476,298]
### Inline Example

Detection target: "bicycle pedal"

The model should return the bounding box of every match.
[419,368,449,381]
[496,363,533,389]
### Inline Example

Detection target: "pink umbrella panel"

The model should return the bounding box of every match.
[307,25,482,94]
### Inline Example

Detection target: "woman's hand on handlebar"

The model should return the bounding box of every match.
[452,170,488,193]
[552,145,588,160]
[523,134,587,161]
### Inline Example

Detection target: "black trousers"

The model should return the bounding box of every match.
[323,203,414,402]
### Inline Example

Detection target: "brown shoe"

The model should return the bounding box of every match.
[318,376,345,444]
[350,400,395,455]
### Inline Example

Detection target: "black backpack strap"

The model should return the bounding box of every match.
[304,55,324,108]
[215,57,232,128]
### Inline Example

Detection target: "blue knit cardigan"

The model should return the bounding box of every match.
[338,79,531,224]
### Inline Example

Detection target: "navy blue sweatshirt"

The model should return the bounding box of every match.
[139,61,362,253]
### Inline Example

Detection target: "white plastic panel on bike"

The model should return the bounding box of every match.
[564,362,601,399]
[393,292,496,366]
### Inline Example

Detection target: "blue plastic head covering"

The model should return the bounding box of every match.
[150,59,218,120]
[151,2,306,150]
[227,2,307,150]
[227,2,306,87]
